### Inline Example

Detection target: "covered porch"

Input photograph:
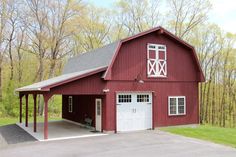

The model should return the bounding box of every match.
[17,120,106,141]
[15,67,108,140]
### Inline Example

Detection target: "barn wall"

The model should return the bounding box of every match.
[50,31,200,132]
[110,32,199,82]
[62,95,104,127]
[50,72,106,95]
[103,81,199,131]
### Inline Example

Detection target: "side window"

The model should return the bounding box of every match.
[118,94,132,103]
[147,44,167,77]
[68,96,73,113]
[168,96,186,116]
[97,100,101,116]
[169,97,177,115]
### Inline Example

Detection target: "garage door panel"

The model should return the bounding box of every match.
[116,93,152,132]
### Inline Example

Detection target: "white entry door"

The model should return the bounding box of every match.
[95,99,102,131]
[116,93,152,132]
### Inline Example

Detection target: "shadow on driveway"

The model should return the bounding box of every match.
[0,124,37,146]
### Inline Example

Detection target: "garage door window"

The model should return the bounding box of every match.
[168,96,186,116]
[137,94,150,102]
[118,95,132,103]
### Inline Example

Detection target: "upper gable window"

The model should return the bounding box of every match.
[147,44,167,77]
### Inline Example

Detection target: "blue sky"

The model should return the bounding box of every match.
[89,0,236,34]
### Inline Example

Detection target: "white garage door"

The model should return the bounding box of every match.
[116,93,152,132]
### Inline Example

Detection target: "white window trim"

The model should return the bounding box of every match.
[137,94,150,103]
[147,43,167,78]
[168,96,186,116]
[68,96,73,113]
[117,94,132,103]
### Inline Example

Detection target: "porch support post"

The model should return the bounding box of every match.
[33,94,37,132]
[19,94,24,123]
[43,93,52,140]
[25,94,29,127]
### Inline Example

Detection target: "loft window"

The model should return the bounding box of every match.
[68,96,73,113]
[147,44,167,77]
[168,96,186,116]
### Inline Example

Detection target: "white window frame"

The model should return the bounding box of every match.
[137,94,150,102]
[68,96,73,113]
[168,96,186,116]
[117,94,132,103]
[147,43,167,78]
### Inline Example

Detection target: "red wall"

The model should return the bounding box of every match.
[103,81,199,131]
[62,95,104,127]
[102,31,200,131]
[50,72,106,95]
[58,31,200,132]
[111,32,199,82]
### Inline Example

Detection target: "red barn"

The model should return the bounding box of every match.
[16,26,205,139]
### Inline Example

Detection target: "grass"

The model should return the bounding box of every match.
[0,116,62,127]
[161,125,236,148]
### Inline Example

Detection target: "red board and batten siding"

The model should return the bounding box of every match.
[111,32,200,81]
[58,30,201,132]
[62,95,105,128]
[49,72,106,95]
[103,31,200,131]
[104,81,199,131]
[47,72,107,130]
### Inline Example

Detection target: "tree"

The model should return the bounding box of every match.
[114,0,161,37]
[24,0,49,82]
[0,0,9,101]
[45,0,83,78]
[166,0,211,39]
[73,5,111,53]
[5,0,21,81]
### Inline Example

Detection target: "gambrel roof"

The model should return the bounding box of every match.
[16,26,205,92]
[63,41,120,74]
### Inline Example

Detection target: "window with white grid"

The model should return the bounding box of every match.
[168,96,186,116]
[118,94,132,103]
[137,94,150,102]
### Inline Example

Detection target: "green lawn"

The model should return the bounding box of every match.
[0,116,62,127]
[161,125,236,148]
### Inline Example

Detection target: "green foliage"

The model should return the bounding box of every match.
[0,116,62,127]
[161,125,236,148]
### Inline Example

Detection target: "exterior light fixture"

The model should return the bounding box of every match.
[138,80,144,84]
[103,89,110,93]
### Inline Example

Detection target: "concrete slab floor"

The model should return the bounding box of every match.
[17,120,106,141]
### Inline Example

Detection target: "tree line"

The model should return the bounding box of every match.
[0,0,235,127]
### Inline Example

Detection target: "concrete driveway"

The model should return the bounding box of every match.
[0,130,236,157]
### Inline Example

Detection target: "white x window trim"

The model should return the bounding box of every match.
[147,44,167,77]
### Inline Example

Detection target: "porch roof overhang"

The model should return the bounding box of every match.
[15,66,107,92]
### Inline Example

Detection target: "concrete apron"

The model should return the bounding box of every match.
[17,120,107,141]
